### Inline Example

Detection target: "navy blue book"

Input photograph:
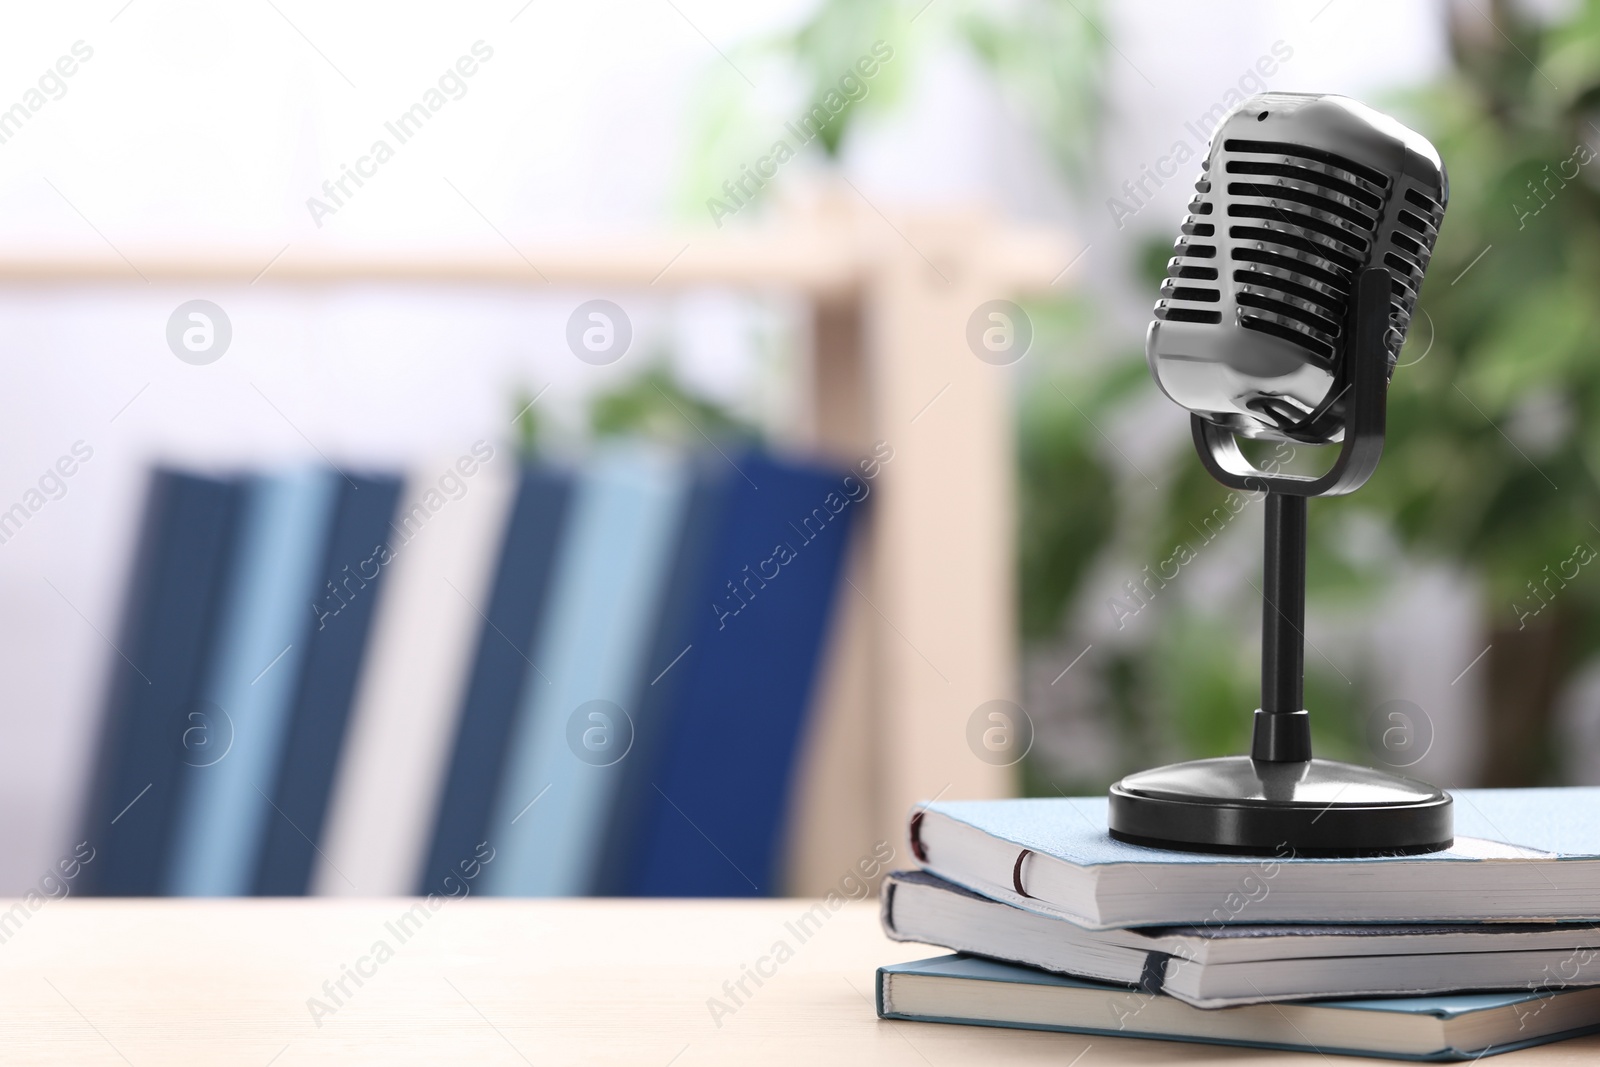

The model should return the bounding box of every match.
[253,473,402,895]
[415,465,572,895]
[624,452,861,896]
[79,469,242,896]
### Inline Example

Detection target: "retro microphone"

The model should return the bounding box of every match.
[1107,93,1454,855]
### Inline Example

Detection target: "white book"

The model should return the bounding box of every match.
[312,453,514,896]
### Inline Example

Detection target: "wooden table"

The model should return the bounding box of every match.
[2,899,1597,1064]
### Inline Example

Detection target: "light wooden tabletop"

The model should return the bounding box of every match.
[1,898,1596,1065]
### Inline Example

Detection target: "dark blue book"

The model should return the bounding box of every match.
[415,465,572,895]
[253,473,402,895]
[624,452,861,896]
[79,469,242,896]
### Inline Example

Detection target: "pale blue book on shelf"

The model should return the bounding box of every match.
[166,468,338,896]
[482,445,689,896]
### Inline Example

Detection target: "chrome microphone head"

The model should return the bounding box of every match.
[1148,92,1448,444]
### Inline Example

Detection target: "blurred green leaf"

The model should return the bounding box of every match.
[588,362,756,446]
[676,0,1107,217]
[510,384,543,460]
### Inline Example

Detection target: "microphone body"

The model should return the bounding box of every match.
[1107,93,1455,857]
[1148,92,1448,445]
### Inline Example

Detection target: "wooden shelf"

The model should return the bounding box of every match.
[0,213,1066,297]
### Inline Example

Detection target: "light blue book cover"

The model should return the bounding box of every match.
[481,446,689,896]
[924,790,1600,868]
[165,469,338,896]
[877,954,1600,1061]
[914,789,1600,926]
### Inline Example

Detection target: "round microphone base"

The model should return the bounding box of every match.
[1107,756,1452,856]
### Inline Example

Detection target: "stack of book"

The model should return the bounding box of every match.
[877,791,1600,1060]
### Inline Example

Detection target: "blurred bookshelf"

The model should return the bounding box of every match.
[5,194,1071,895]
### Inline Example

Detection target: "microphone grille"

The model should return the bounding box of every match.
[1151,94,1448,441]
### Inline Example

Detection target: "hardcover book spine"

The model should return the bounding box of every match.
[165,469,338,896]
[252,473,403,895]
[590,456,727,895]
[626,453,862,896]
[415,465,572,895]
[480,446,690,897]
[80,469,242,896]
[312,454,514,895]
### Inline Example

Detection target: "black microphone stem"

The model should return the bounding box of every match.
[1255,491,1312,762]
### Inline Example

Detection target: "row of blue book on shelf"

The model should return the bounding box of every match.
[76,440,876,897]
